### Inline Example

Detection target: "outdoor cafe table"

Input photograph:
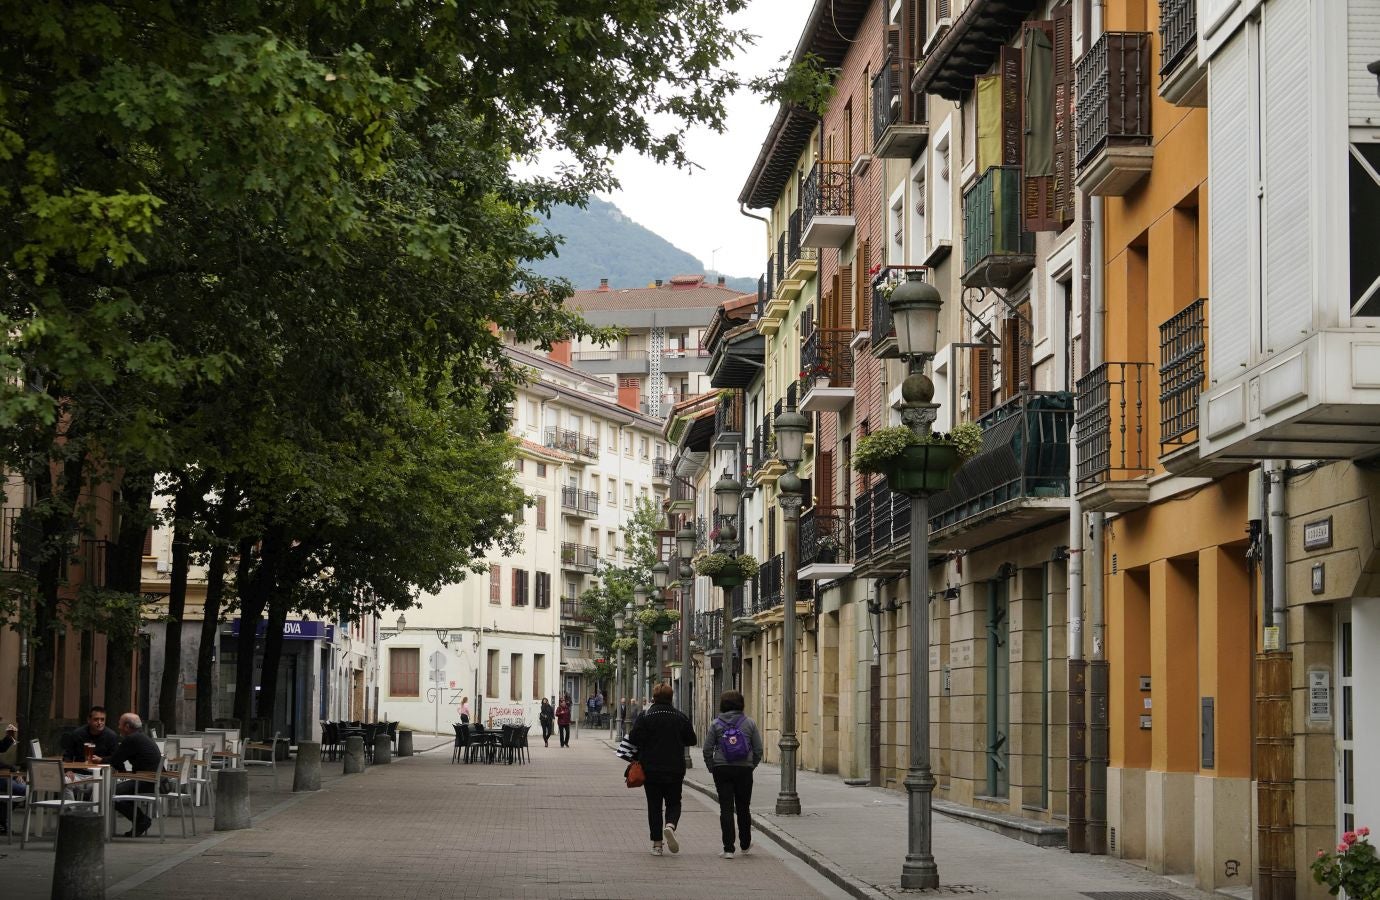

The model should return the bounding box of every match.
[62,761,114,840]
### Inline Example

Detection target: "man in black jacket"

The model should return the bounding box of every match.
[61,706,119,763]
[627,682,696,856]
[94,713,161,836]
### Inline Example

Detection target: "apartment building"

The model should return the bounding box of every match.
[379,347,668,731]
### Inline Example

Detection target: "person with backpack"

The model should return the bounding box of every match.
[702,690,763,859]
[627,682,697,856]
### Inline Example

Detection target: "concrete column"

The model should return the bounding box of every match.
[397,730,414,757]
[1146,557,1198,875]
[343,735,365,774]
[52,811,105,899]
[373,734,391,765]
[292,741,321,792]
[214,768,251,831]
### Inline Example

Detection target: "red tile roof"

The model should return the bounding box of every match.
[566,275,746,312]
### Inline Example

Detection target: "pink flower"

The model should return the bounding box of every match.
[1317,849,1327,859]
[1361,826,1372,837]
[1339,843,1350,853]
[1343,831,1358,845]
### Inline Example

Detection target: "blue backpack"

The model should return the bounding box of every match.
[715,716,751,763]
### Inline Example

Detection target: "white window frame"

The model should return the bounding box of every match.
[888,183,906,266]
[908,156,927,266]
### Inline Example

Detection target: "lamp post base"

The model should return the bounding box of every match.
[900,861,940,890]
[774,791,801,816]
[902,766,939,889]
[776,732,801,815]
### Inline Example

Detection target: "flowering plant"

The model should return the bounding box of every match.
[1312,827,1380,899]
[799,362,831,381]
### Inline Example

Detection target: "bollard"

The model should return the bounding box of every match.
[52,811,105,900]
[214,768,251,831]
[293,741,322,792]
[397,730,413,757]
[373,733,392,765]
[343,735,365,774]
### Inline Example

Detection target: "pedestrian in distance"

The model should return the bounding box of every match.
[627,682,697,857]
[539,698,555,747]
[556,694,572,747]
[702,690,763,859]
[459,696,470,724]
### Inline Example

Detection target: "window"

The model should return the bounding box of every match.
[624,433,633,456]
[909,160,927,264]
[535,571,551,608]
[510,653,524,701]
[534,653,545,699]
[536,496,547,531]
[486,648,499,698]
[932,130,952,248]
[389,648,419,697]
[515,458,524,474]
[607,530,617,554]
[537,462,547,479]
[639,436,649,459]
[1351,144,1380,315]
[562,632,582,650]
[489,564,501,604]
[527,400,538,431]
[512,568,529,606]
[888,184,906,265]
[607,483,616,506]
[623,482,633,508]
[608,425,618,450]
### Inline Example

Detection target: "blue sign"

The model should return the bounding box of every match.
[229,618,334,641]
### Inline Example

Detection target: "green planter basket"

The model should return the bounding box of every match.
[884,443,961,495]
[711,573,745,589]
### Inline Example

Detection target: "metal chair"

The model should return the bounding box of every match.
[242,734,278,788]
[160,754,198,837]
[22,759,99,848]
[3,771,28,845]
[111,754,168,842]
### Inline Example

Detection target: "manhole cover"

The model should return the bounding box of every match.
[1082,893,1185,900]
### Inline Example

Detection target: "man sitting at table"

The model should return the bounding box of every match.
[92,712,159,837]
[61,706,119,763]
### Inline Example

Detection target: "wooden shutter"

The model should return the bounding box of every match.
[490,564,501,603]
[936,0,950,21]
[143,526,153,556]
[1051,3,1075,227]
[1000,46,1024,168]
[536,495,547,530]
[1023,21,1059,232]
[818,450,835,508]
[856,239,870,331]
[836,264,853,331]
[1018,306,1033,392]
[971,345,994,418]
[1000,316,1020,398]
[904,2,925,122]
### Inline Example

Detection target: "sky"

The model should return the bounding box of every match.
[599,0,813,282]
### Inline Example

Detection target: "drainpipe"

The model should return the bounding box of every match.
[739,203,770,226]
[1066,453,1086,855]
[1264,460,1288,649]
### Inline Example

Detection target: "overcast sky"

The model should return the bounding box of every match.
[599,0,812,282]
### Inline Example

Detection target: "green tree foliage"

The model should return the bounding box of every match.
[579,496,664,692]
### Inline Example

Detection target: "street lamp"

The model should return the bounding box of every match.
[396,612,407,632]
[613,604,627,740]
[679,555,696,767]
[714,472,742,549]
[773,405,808,816]
[652,560,670,591]
[890,270,943,890]
[633,586,648,703]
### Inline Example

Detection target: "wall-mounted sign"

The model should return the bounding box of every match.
[1312,563,1326,595]
[1303,516,1332,551]
[1307,669,1331,723]
[230,618,334,641]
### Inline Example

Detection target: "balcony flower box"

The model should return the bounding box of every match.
[693,551,759,589]
[853,423,983,496]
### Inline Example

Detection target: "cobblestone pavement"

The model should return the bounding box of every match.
[0,730,845,899]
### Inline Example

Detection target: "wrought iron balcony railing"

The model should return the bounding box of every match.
[1075,32,1152,173]
[785,208,818,268]
[870,266,928,356]
[751,553,812,614]
[801,325,855,390]
[560,542,599,572]
[561,486,599,516]
[560,598,590,621]
[802,160,853,225]
[871,52,926,150]
[1159,0,1196,75]
[750,412,772,475]
[800,505,852,568]
[695,609,724,652]
[962,166,1033,275]
[776,233,786,287]
[1075,362,1155,490]
[730,583,748,620]
[652,458,672,480]
[714,391,743,438]
[1158,298,1208,452]
[929,393,1074,532]
[1,507,39,574]
[852,480,911,562]
[544,427,599,459]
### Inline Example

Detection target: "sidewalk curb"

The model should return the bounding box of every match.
[681,776,890,900]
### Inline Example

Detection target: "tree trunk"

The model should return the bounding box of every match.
[232,534,270,724]
[104,472,154,717]
[158,482,195,733]
[256,593,291,737]
[195,538,229,729]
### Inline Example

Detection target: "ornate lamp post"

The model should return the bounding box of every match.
[633,586,649,705]
[612,604,627,740]
[713,473,742,551]
[677,524,697,766]
[772,405,808,816]
[651,560,669,690]
[889,271,945,890]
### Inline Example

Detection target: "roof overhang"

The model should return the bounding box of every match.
[911,0,1040,102]
[707,330,765,389]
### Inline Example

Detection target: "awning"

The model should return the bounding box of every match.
[561,657,598,673]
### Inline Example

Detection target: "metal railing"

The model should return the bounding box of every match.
[870,266,928,348]
[871,53,925,147]
[714,391,742,437]
[560,486,599,516]
[570,349,646,362]
[730,584,748,620]
[560,542,599,572]
[750,412,772,475]
[962,166,1031,273]
[1,507,38,574]
[561,598,590,621]
[652,458,672,480]
[752,553,813,614]
[544,427,599,459]
[852,480,911,561]
[776,233,786,287]
[929,393,1074,531]
[1158,298,1208,451]
[801,326,855,389]
[1075,362,1155,490]
[785,208,817,268]
[802,160,853,226]
[800,505,852,568]
[1159,0,1196,75]
[695,609,724,652]
[1075,31,1152,172]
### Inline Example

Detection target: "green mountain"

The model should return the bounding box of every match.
[530,196,757,293]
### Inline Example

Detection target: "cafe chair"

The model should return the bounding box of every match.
[3,774,28,845]
[21,759,100,848]
[112,755,169,843]
[185,745,215,816]
[242,734,278,788]
[160,754,198,838]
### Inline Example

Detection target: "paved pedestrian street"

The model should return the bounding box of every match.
[0,728,1233,899]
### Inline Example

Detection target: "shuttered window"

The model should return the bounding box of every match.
[535,571,551,609]
[389,648,419,698]
[970,345,995,418]
[512,568,529,606]
[536,495,547,531]
[490,564,502,604]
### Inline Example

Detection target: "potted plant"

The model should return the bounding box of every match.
[814,532,842,565]
[693,551,758,588]
[799,361,831,388]
[852,422,984,495]
[1311,826,1379,899]
[636,604,681,633]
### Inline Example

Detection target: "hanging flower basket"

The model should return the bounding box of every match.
[883,442,962,495]
[694,552,758,589]
[711,572,745,589]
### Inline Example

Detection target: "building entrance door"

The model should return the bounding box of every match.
[1338,606,1355,835]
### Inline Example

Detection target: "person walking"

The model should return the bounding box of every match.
[459,696,470,724]
[628,682,697,856]
[539,698,555,747]
[555,695,572,747]
[702,690,763,859]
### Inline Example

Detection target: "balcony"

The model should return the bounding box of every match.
[749,412,772,479]
[928,393,1073,549]
[1074,32,1153,197]
[798,505,853,582]
[560,486,599,519]
[1075,362,1154,512]
[561,597,591,622]
[1157,0,1207,108]
[869,266,929,359]
[1157,299,1239,477]
[785,208,819,282]
[652,458,672,485]
[694,609,724,654]
[567,348,650,375]
[560,542,599,574]
[872,52,928,158]
[961,166,1034,289]
[852,480,914,576]
[1,507,38,574]
[751,553,813,616]
[800,160,855,249]
[660,345,711,374]
[799,326,855,414]
[544,427,600,461]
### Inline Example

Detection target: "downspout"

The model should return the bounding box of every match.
[739,203,770,226]
[1264,460,1287,648]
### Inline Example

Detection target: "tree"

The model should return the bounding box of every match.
[579,497,665,693]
